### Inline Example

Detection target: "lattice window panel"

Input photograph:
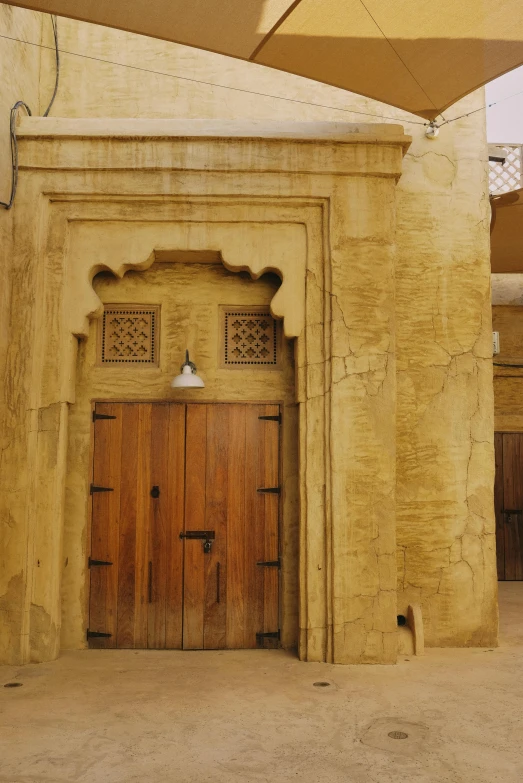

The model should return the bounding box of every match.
[222,307,280,367]
[489,145,522,194]
[99,305,160,365]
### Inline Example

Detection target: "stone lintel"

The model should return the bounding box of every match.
[17,119,411,177]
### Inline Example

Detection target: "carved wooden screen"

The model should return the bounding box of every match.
[221,307,280,368]
[98,304,160,366]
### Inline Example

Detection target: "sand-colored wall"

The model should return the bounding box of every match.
[493,305,523,433]
[0,10,496,662]
[0,5,43,664]
[63,263,298,650]
[43,16,496,647]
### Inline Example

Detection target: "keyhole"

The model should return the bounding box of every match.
[150,486,160,498]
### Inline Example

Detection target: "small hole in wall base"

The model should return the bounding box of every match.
[4,682,23,688]
[388,731,408,740]
[313,681,331,688]
[397,615,407,626]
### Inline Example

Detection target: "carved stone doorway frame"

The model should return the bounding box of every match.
[17,120,410,664]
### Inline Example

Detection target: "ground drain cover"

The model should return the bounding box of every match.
[388,731,408,739]
[313,681,331,687]
[4,682,22,688]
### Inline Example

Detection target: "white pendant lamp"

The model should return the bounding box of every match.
[171,350,205,389]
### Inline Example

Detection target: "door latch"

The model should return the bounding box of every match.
[179,530,215,553]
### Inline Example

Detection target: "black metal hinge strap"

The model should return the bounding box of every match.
[258,414,281,423]
[88,558,113,568]
[86,630,112,639]
[257,559,281,568]
[92,412,117,421]
[257,487,281,494]
[90,484,114,494]
[503,509,523,514]
[256,630,280,642]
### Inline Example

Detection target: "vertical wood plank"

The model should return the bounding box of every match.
[134,403,152,646]
[89,402,122,649]
[503,433,523,580]
[165,403,185,649]
[203,405,228,649]
[183,404,207,649]
[243,406,265,648]
[116,404,140,648]
[503,433,523,581]
[494,433,505,581]
[261,405,280,646]
[226,405,246,648]
[147,404,170,649]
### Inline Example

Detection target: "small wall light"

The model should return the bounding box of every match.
[171,350,205,388]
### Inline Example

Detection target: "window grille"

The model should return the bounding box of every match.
[99,305,159,365]
[221,307,280,367]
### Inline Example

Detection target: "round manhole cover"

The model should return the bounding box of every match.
[388,731,408,740]
[4,682,22,688]
[313,681,331,688]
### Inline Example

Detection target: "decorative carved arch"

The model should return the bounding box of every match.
[66,221,306,342]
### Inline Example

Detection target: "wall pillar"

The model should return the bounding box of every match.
[298,177,398,664]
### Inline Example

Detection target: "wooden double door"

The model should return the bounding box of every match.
[495,432,523,580]
[88,402,280,649]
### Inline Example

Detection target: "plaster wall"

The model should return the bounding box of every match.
[63,262,298,650]
[0,9,497,662]
[40,16,497,647]
[0,4,42,664]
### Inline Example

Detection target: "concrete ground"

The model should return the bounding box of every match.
[1,586,522,783]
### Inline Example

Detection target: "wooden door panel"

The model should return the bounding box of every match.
[133,403,152,647]
[183,404,207,649]
[494,433,505,580]
[227,404,280,649]
[243,407,266,648]
[165,404,186,649]
[115,404,141,648]
[90,401,280,650]
[90,402,185,649]
[503,434,523,580]
[225,405,247,649]
[260,405,280,645]
[89,402,123,648]
[203,405,228,649]
[148,404,170,649]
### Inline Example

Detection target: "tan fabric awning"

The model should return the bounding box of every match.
[5,0,523,119]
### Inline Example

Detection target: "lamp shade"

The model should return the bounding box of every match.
[170,351,205,388]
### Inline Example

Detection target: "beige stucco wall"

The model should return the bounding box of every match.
[63,262,298,650]
[47,16,497,648]
[0,5,42,664]
[0,8,497,663]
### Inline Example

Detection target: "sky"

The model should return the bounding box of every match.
[487,66,523,143]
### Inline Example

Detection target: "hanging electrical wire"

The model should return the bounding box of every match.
[43,15,60,117]
[3,29,523,130]
[0,31,428,126]
[2,21,523,208]
[1,16,59,210]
